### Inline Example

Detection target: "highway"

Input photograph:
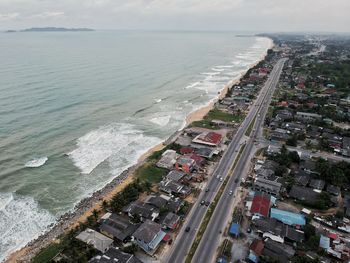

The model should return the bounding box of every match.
[164,58,287,263]
[191,58,286,263]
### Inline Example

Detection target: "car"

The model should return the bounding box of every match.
[205,188,210,192]
[229,190,233,195]
[200,200,205,205]
[234,178,239,183]
[205,201,210,206]
[185,226,191,232]
[219,177,223,182]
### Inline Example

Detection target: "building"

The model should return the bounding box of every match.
[89,247,143,263]
[262,239,295,262]
[166,170,186,182]
[158,179,191,197]
[250,194,271,218]
[133,220,166,255]
[192,132,222,147]
[76,228,113,253]
[162,212,180,230]
[175,157,195,173]
[156,150,178,170]
[123,201,159,222]
[100,214,139,243]
[229,223,240,237]
[309,179,325,191]
[289,186,320,203]
[270,208,306,226]
[253,178,281,196]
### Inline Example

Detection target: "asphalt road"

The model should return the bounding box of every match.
[191,58,287,263]
[164,58,287,263]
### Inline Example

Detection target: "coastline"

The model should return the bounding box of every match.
[4,37,274,263]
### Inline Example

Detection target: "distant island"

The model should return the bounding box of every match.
[5,27,94,33]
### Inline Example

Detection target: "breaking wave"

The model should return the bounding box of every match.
[0,192,55,262]
[24,157,48,168]
[69,123,162,175]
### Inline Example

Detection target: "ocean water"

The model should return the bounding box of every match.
[0,31,271,261]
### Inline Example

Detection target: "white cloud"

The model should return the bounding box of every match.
[0,12,20,21]
[31,11,65,19]
[0,0,349,32]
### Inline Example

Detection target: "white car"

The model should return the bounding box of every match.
[219,177,223,182]
[229,191,233,195]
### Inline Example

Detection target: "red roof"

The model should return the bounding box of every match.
[180,147,194,155]
[200,132,222,145]
[187,153,204,164]
[250,195,270,217]
[250,239,264,256]
[328,233,338,240]
[163,234,171,241]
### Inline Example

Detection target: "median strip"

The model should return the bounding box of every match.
[245,114,257,137]
[185,144,246,263]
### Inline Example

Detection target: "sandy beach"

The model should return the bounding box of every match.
[5,37,274,263]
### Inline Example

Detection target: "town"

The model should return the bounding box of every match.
[28,34,350,263]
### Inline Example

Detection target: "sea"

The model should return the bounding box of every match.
[0,30,272,261]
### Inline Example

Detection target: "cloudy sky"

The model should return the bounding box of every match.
[0,0,349,32]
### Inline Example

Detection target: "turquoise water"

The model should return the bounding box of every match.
[0,31,271,260]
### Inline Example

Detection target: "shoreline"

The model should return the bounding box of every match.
[4,37,273,263]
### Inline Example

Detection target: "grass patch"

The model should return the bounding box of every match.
[245,115,257,136]
[32,243,63,263]
[190,108,243,128]
[135,163,168,184]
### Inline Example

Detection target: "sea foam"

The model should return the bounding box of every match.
[0,192,55,262]
[69,123,161,175]
[24,157,48,168]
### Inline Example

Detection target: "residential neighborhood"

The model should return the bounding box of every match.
[27,34,350,263]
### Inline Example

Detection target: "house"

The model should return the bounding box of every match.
[186,153,205,166]
[166,170,186,182]
[300,159,317,174]
[229,223,240,237]
[327,185,340,196]
[309,179,325,191]
[158,179,191,197]
[289,186,320,203]
[145,195,168,209]
[76,228,113,253]
[179,147,194,155]
[175,157,195,173]
[123,201,159,222]
[295,174,310,186]
[162,212,180,230]
[89,247,143,263]
[250,239,264,257]
[296,112,322,122]
[195,147,215,159]
[254,218,304,243]
[192,132,222,147]
[100,214,139,243]
[266,145,281,156]
[262,239,295,262]
[270,208,306,226]
[156,150,178,170]
[133,220,166,255]
[253,178,281,196]
[250,194,271,218]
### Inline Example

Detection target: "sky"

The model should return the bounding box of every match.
[0,0,349,32]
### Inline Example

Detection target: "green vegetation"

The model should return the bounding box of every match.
[191,108,243,128]
[135,163,167,184]
[32,243,63,263]
[245,115,257,136]
[315,158,350,186]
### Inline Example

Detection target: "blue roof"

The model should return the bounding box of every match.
[270,208,306,226]
[229,223,240,236]
[217,258,228,263]
[248,252,258,263]
[319,235,330,249]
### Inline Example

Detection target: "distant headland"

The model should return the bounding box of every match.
[5,27,94,33]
